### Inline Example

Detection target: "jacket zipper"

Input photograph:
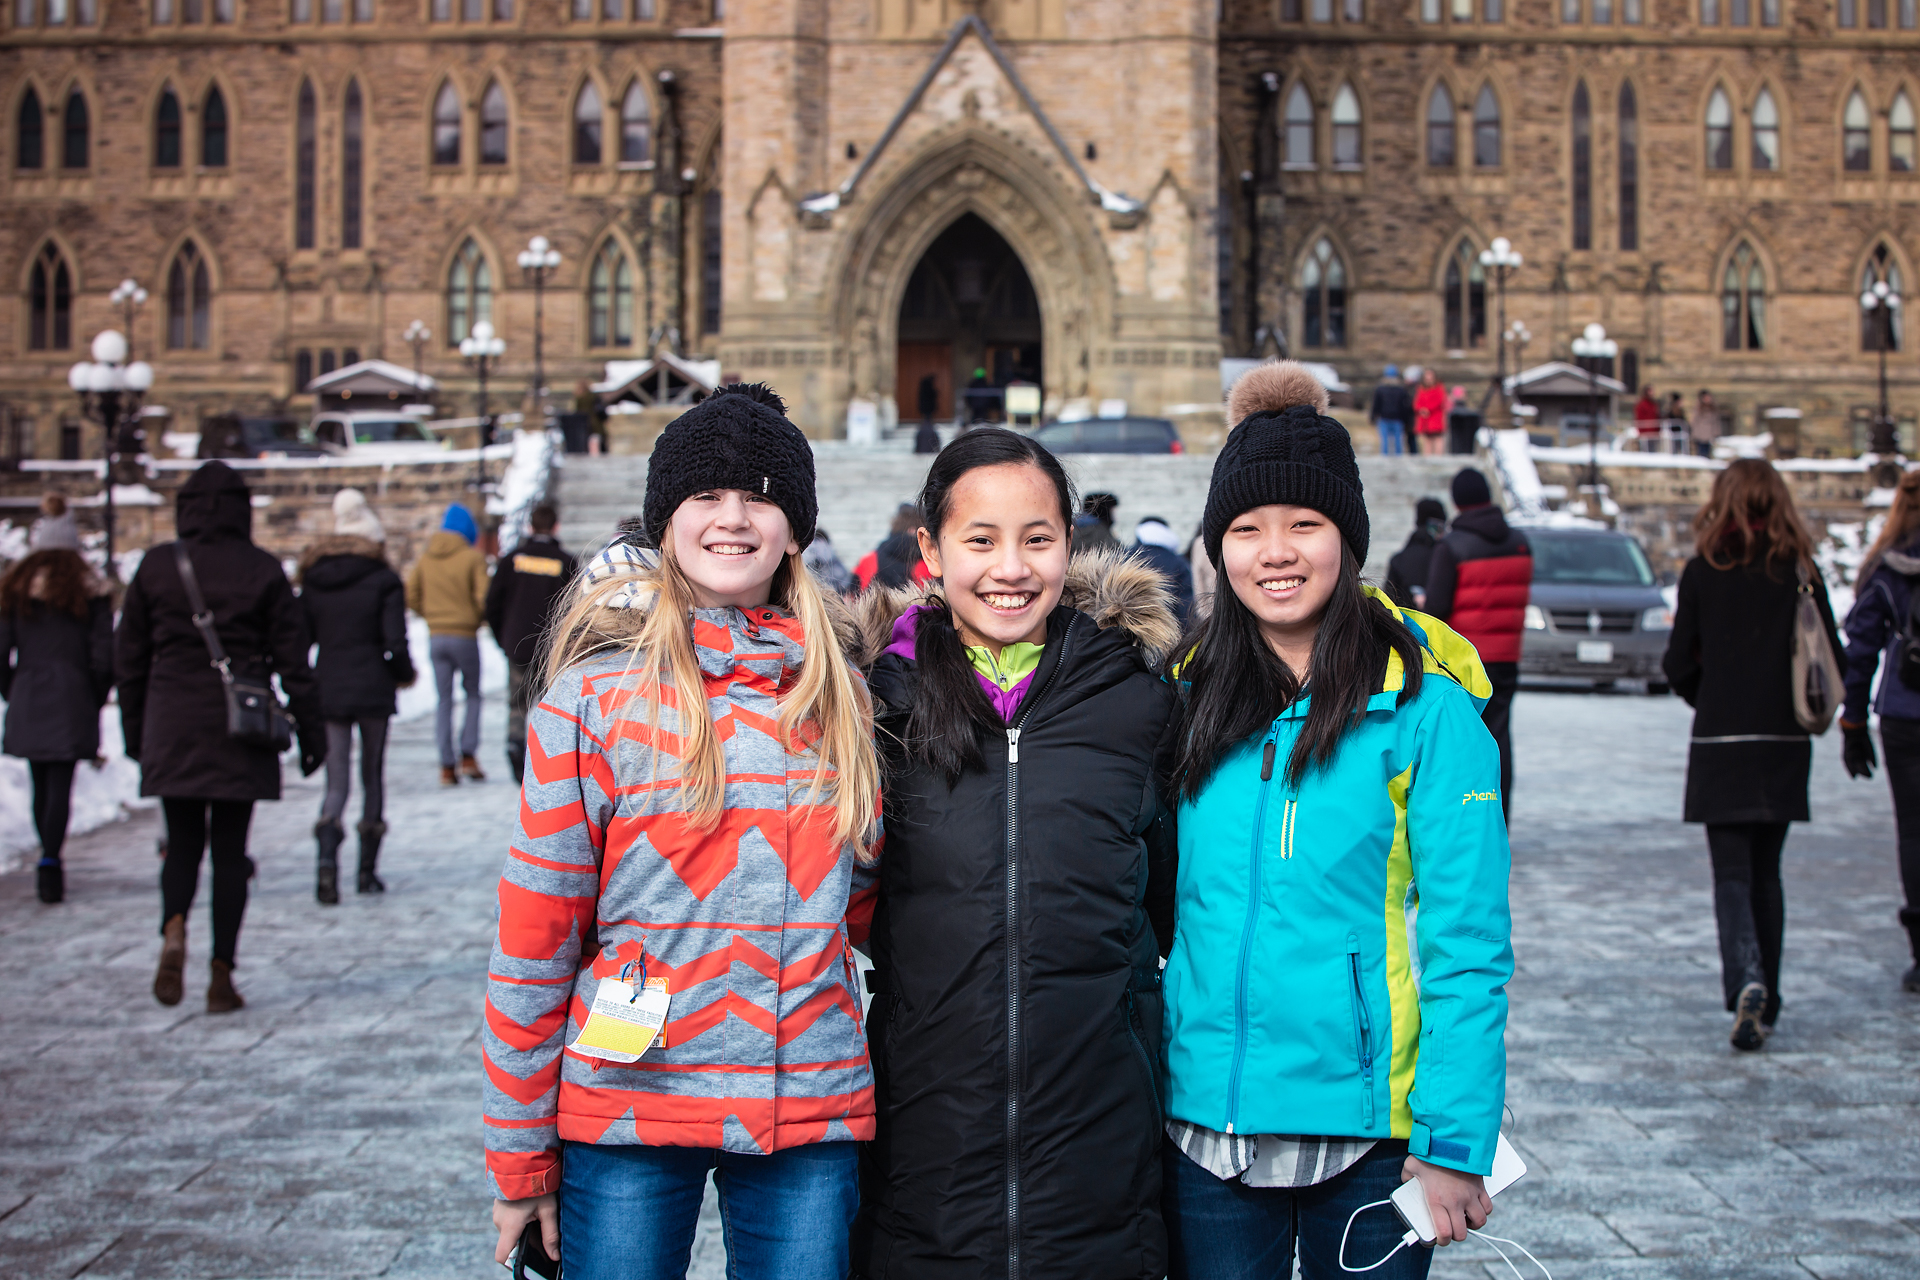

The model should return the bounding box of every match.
[1001,615,1074,1280]
[1224,720,1281,1134]
[1346,936,1376,1129]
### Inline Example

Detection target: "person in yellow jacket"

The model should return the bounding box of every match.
[406,503,491,786]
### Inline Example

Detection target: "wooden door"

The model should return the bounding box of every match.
[896,342,952,420]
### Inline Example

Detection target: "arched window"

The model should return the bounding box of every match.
[28,243,72,351]
[589,242,634,347]
[1427,83,1455,166]
[1618,83,1638,251]
[1844,91,1872,171]
[343,80,364,249]
[16,88,43,171]
[1284,84,1314,166]
[167,241,212,350]
[479,80,508,165]
[1893,92,1916,171]
[1571,81,1591,249]
[1862,243,1903,351]
[573,83,602,165]
[1721,242,1765,350]
[447,238,492,344]
[202,86,227,167]
[1330,83,1361,166]
[1443,240,1486,349]
[1299,237,1347,348]
[433,83,461,166]
[621,82,651,163]
[1751,89,1780,171]
[155,85,182,168]
[295,80,316,249]
[1706,87,1733,170]
[62,88,88,170]
[1473,84,1500,167]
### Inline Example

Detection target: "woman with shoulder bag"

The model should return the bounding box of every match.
[0,495,115,904]
[1836,468,1920,995]
[297,489,416,904]
[1662,459,1844,1050]
[116,461,326,1013]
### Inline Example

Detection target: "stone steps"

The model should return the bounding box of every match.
[553,448,1471,583]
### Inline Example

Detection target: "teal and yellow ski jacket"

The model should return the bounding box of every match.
[1161,589,1514,1176]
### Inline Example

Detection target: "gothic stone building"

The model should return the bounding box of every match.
[3,0,1916,450]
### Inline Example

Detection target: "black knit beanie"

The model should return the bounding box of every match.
[1204,361,1368,566]
[639,383,817,550]
[1450,467,1492,509]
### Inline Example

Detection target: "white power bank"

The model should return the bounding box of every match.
[1391,1133,1526,1245]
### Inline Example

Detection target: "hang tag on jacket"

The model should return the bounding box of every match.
[570,977,671,1062]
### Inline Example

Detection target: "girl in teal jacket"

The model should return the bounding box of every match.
[1159,364,1515,1280]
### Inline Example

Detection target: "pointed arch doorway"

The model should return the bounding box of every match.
[894,212,1042,424]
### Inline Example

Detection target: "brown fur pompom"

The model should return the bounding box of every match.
[1225,360,1330,425]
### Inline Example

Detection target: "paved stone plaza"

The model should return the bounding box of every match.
[0,689,1915,1279]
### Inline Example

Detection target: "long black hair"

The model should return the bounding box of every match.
[1170,543,1424,800]
[905,428,1076,782]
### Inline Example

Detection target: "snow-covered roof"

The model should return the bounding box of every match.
[594,353,722,401]
[305,358,438,396]
[1503,361,1627,398]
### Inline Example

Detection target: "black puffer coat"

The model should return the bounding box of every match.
[116,461,325,799]
[298,535,415,720]
[851,552,1180,1280]
[1,590,114,761]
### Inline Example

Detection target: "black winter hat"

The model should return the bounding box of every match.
[639,383,817,551]
[1414,496,1448,525]
[1450,467,1492,509]
[1204,361,1368,566]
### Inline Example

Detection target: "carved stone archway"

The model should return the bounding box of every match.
[830,125,1116,423]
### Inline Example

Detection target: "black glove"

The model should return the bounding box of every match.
[298,727,327,778]
[1843,723,1877,779]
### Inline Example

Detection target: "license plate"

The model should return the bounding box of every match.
[1576,641,1614,664]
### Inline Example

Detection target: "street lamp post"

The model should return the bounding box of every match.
[1503,320,1532,421]
[1479,237,1524,419]
[402,319,432,403]
[110,279,148,361]
[1570,321,1619,498]
[66,329,154,580]
[516,236,561,422]
[459,319,506,497]
[1861,279,1903,457]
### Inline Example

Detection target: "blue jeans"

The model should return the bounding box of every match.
[1164,1138,1430,1280]
[1377,419,1407,455]
[429,633,481,767]
[559,1140,859,1280]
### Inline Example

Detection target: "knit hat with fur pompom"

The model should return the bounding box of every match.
[1202,361,1367,566]
[639,382,817,552]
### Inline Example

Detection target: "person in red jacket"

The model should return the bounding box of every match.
[1412,368,1450,456]
[1422,468,1531,820]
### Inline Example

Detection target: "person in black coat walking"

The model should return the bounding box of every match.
[117,461,325,1014]
[850,431,1180,1280]
[1383,497,1448,611]
[1662,459,1844,1051]
[0,496,114,904]
[1130,515,1196,625]
[483,503,576,784]
[298,489,415,904]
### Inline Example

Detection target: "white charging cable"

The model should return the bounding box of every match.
[1337,1201,1553,1278]
[1469,1229,1554,1280]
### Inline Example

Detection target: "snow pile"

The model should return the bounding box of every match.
[0,702,153,875]
[1819,516,1885,624]
[488,428,559,561]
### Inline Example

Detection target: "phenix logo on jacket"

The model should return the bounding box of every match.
[481,548,880,1200]
[1162,588,1514,1176]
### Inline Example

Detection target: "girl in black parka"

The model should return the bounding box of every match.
[851,430,1180,1280]
[0,497,114,904]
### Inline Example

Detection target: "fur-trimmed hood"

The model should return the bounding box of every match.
[296,534,388,582]
[850,547,1182,670]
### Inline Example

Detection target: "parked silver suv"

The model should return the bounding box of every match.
[1519,527,1673,692]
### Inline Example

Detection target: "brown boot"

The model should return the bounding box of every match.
[153,915,187,1006]
[460,754,487,782]
[440,765,459,787]
[207,959,245,1014]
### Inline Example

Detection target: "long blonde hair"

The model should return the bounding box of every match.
[1693,457,1814,576]
[1861,468,1920,582]
[540,541,880,862]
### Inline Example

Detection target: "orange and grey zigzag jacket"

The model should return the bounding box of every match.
[482,569,880,1200]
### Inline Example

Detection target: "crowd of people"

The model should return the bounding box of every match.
[4,356,1918,1279]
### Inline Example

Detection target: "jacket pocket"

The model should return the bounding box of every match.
[1124,989,1164,1127]
[1345,934,1377,1130]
